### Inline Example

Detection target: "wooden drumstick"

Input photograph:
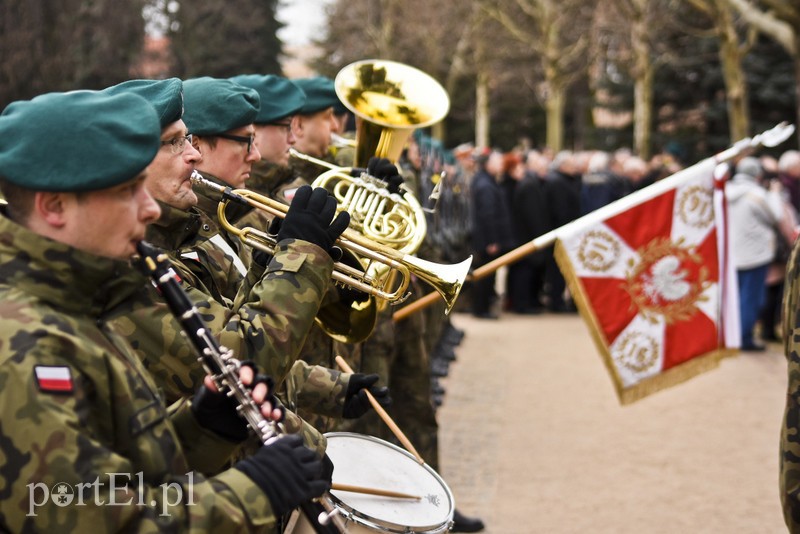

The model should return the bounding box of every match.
[335,355,425,464]
[332,483,420,500]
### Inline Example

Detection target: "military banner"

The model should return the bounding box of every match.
[554,159,739,404]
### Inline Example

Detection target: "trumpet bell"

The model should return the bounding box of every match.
[405,255,473,315]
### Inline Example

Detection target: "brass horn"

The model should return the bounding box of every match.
[334,59,450,167]
[190,172,471,317]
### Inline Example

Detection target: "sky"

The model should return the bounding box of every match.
[277,0,334,47]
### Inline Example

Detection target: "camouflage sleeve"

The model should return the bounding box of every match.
[134,239,333,404]
[280,408,328,458]
[285,359,350,418]
[216,239,333,383]
[0,352,275,532]
[168,397,242,475]
[782,238,800,530]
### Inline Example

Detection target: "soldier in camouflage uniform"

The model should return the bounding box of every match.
[781,228,800,530]
[103,78,384,455]
[226,75,387,433]
[0,90,328,531]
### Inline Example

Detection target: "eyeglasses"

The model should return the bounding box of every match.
[269,119,293,130]
[217,133,255,154]
[160,134,193,154]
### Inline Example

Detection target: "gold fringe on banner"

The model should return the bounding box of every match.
[554,240,737,406]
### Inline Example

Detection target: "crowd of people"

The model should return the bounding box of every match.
[406,134,800,354]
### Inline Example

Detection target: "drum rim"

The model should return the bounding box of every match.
[324,432,455,533]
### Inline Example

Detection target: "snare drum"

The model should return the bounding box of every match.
[288,432,455,533]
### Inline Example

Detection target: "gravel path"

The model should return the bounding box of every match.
[437,312,787,533]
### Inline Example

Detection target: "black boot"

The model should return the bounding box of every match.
[430,359,450,378]
[451,508,485,532]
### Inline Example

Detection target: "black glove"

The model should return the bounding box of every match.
[235,435,329,517]
[367,157,403,195]
[321,453,334,486]
[192,363,281,442]
[343,373,392,419]
[277,185,350,257]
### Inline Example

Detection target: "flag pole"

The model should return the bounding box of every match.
[393,122,795,322]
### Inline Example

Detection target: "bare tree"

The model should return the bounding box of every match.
[726,0,800,142]
[683,0,757,142]
[477,0,590,152]
[167,0,283,78]
[1,0,146,107]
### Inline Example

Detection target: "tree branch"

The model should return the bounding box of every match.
[725,0,795,53]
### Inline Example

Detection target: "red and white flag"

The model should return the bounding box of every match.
[34,365,74,393]
[554,159,739,404]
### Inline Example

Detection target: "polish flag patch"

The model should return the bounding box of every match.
[34,366,74,393]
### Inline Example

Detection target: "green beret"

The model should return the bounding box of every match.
[182,77,260,136]
[104,78,183,128]
[230,74,305,124]
[0,91,160,192]
[293,77,341,115]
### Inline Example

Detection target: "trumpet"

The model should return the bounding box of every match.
[190,172,471,314]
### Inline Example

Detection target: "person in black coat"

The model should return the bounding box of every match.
[509,153,550,313]
[469,149,514,318]
[544,151,582,312]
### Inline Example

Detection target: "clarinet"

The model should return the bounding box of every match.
[136,241,344,534]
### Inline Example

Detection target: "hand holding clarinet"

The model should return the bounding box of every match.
[136,241,341,532]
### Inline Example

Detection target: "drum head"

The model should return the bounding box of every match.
[325,432,455,533]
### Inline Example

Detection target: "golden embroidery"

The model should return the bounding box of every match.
[613,331,659,374]
[678,185,714,229]
[578,230,620,273]
[624,237,710,324]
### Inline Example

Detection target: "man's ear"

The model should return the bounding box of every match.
[292,116,305,138]
[191,135,203,155]
[34,191,69,228]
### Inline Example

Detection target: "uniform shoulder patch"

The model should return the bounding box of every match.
[34,365,74,394]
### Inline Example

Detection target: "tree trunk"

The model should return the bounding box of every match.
[546,83,565,152]
[717,0,750,141]
[475,68,490,147]
[631,8,653,159]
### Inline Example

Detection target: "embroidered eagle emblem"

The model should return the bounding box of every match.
[624,238,710,324]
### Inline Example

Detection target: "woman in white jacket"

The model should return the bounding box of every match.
[727,156,784,351]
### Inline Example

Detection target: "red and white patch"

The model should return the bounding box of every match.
[34,365,74,393]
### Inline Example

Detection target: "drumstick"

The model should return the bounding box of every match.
[335,355,425,464]
[332,483,420,500]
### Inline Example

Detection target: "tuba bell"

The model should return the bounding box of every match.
[334,59,451,168]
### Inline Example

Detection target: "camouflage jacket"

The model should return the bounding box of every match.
[0,214,277,532]
[190,173,253,296]
[247,160,296,204]
[132,200,350,448]
[244,160,363,432]
[782,237,800,530]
